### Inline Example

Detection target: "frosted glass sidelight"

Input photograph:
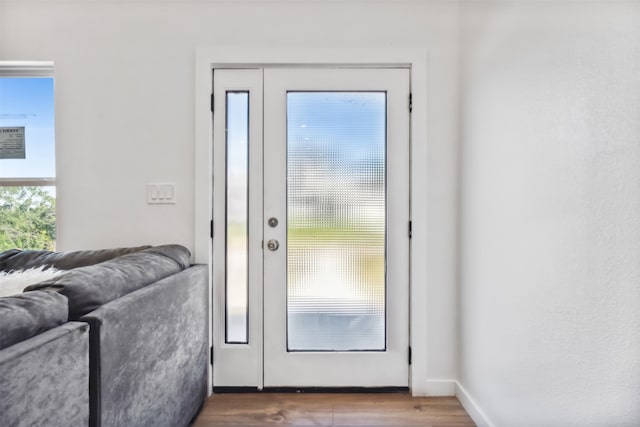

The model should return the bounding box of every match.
[226,92,249,344]
[287,92,386,351]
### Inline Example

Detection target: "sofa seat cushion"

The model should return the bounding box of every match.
[24,245,191,320]
[0,290,68,350]
[0,245,151,273]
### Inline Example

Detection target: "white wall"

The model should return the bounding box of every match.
[0,0,460,393]
[8,1,634,420]
[458,1,640,426]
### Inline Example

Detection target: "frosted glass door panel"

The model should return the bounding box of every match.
[226,92,249,344]
[287,92,386,351]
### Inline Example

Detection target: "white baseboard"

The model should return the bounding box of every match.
[455,381,496,427]
[412,379,457,396]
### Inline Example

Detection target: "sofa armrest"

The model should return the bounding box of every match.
[0,322,89,427]
[81,265,208,427]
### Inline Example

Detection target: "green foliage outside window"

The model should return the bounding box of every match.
[0,186,56,251]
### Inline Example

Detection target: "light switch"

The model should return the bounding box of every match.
[147,183,176,204]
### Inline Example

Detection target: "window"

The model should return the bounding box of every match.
[0,62,56,251]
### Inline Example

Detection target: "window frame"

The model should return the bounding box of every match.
[0,61,57,252]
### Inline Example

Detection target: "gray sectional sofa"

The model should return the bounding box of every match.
[0,245,208,427]
[0,291,89,426]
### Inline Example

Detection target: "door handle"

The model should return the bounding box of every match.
[266,239,280,251]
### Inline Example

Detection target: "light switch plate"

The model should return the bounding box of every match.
[147,183,176,204]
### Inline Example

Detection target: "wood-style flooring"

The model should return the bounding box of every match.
[192,392,476,427]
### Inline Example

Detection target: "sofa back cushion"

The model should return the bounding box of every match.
[0,290,68,350]
[0,245,151,273]
[24,245,191,320]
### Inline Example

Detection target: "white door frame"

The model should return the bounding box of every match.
[194,47,428,396]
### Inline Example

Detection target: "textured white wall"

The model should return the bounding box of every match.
[458,1,640,426]
[0,0,460,391]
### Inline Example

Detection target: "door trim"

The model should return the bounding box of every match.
[195,48,429,396]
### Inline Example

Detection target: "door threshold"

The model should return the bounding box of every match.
[213,386,409,393]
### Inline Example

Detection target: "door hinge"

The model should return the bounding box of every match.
[408,346,412,365]
[210,346,214,365]
[408,220,412,239]
[409,93,413,113]
[210,94,214,113]
[210,220,214,238]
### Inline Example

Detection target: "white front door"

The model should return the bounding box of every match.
[213,67,410,389]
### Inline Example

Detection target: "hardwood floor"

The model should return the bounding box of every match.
[192,392,476,427]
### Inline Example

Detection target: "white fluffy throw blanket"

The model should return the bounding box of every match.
[0,267,62,298]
